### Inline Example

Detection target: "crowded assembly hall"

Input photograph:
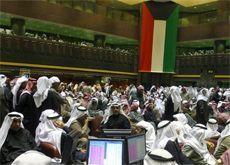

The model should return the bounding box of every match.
[0,0,230,165]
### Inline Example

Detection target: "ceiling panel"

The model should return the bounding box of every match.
[117,0,148,5]
[117,0,218,7]
[173,0,218,7]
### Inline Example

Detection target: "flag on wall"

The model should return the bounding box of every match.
[139,1,179,73]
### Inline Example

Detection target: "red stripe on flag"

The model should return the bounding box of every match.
[139,3,154,72]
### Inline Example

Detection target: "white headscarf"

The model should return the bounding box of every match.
[132,99,142,114]
[214,120,230,154]
[209,87,214,94]
[173,113,192,134]
[144,148,177,165]
[129,85,137,96]
[49,76,60,85]
[87,97,98,111]
[185,124,216,164]
[65,104,88,127]
[217,101,226,109]
[223,89,230,101]
[39,109,56,123]
[187,87,198,100]
[155,98,165,117]
[156,120,178,149]
[11,76,28,109]
[173,113,187,125]
[150,85,156,93]
[136,121,156,152]
[169,86,182,112]
[0,112,24,150]
[102,101,129,124]
[33,76,51,108]
[197,88,209,102]
[0,74,7,87]
[185,124,207,153]
[206,118,220,138]
[11,150,52,165]
[35,109,64,154]
[173,113,192,131]
[163,87,170,98]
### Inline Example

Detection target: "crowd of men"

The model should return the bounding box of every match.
[0,74,229,164]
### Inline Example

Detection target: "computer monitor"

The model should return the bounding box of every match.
[87,138,125,165]
[102,129,132,138]
[126,133,146,164]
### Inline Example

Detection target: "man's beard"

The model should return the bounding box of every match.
[113,113,119,117]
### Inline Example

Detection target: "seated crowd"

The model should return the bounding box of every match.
[0,74,229,164]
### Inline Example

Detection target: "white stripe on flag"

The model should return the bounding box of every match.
[151,20,166,72]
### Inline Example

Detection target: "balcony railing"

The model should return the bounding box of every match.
[0,34,137,73]
[1,34,229,76]
[176,53,230,75]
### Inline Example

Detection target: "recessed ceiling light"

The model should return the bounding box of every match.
[173,0,217,7]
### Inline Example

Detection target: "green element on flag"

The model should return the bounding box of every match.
[163,6,179,72]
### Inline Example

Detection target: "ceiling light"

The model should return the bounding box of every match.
[117,0,148,5]
[172,0,218,7]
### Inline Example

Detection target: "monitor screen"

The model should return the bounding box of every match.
[127,134,146,164]
[87,138,124,165]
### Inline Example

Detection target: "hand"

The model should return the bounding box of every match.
[176,128,180,135]
[53,120,65,129]
[207,141,215,149]
[217,159,222,164]
[86,117,94,122]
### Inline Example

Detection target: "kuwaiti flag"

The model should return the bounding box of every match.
[139,1,179,73]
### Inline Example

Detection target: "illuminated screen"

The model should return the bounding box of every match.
[127,134,146,163]
[87,138,124,165]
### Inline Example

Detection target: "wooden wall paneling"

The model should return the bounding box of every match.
[178,21,230,42]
